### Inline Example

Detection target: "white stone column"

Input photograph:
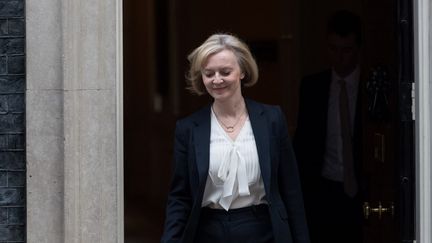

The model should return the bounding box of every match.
[26,0,65,241]
[26,0,124,242]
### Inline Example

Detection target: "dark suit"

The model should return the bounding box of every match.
[293,70,363,243]
[161,99,310,243]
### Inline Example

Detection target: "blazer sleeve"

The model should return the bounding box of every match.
[276,107,310,243]
[161,120,193,243]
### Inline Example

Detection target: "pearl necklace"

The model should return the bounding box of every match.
[212,106,246,133]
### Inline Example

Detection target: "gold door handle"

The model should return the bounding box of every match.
[363,201,394,219]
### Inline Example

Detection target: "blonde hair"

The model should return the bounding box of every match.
[186,33,259,95]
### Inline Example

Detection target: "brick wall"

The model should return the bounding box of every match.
[0,0,25,242]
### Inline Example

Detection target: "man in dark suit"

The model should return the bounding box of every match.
[294,10,363,243]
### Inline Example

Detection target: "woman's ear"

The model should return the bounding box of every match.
[240,73,245,79]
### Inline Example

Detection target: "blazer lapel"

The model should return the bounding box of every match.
[246,99,271,195]
[192,105,211,186]
[179,107,211,243]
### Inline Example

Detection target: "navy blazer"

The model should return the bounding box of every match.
[161,99,310,243]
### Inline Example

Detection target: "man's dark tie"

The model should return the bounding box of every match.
[339,80,358,197]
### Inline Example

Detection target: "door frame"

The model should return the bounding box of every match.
[414,0,432,242]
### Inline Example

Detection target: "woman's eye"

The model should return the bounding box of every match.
[221,71,231,76]
[204,72,214,78]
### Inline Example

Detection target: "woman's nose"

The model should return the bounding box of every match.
[213,73,223,83]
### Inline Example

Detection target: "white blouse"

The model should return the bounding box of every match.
[201,109,267,211]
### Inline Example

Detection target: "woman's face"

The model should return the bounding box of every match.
[201,49,244,102]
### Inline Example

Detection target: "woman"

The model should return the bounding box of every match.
[161,33,309,243]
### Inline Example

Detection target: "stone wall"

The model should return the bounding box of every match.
[0,0,25,242]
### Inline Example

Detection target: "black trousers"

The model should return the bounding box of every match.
[194,204,274,243]
[306,178,363,243]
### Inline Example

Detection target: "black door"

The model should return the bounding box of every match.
[360,0,415,242]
